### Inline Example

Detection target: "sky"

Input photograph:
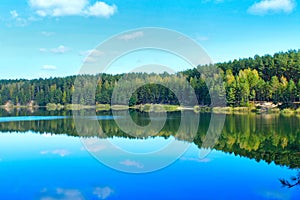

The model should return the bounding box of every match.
[0,0,300,79]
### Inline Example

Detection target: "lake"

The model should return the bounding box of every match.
[0,108,299,199]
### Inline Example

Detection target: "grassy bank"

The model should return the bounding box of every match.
[135,104,181,112]
[1,103,300,116]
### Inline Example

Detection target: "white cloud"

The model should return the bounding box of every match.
[40,188,84,200]
[29,0,87,16]
[79,49,104,57]
[39,48,47,52]
[10,10,19,18]
[51,45,69,53]
[14,18,29,27]
[86,2,117,17]
[93,187,114,199]
[84,57,98,63]
[40,149,69,156]
[79,49,105,63]
[79,50,93,57]
[41,31,55,36]
[118,31,144,41]
[6,9,41,27]
[7,10,30,27]
[248,0,296,15]
[41,65,57,70]
[120,159,144,168]
[36,10,47,17]
[39,45,69,54]
[29,0,117,17]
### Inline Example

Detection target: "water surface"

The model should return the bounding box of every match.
[0,109,299,199]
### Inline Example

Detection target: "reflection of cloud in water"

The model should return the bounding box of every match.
[120,159,144,169]
[180,157,211,163]
[259,189,291,200]
[83,138,107,153]
[40,149,70,157]
[40,186,114,200]
[93,187,114,199]
[40,188,84,200]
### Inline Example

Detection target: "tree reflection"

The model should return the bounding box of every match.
[280,171,300,188]
[0,109,299,169]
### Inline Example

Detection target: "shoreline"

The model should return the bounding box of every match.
[1,103,300,116]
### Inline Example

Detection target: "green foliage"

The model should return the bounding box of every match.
[281,108,295,116]
[0,50,299,107]
[46,103,59,110]
[212,107,233,114]
[111,105,129,110]
[269,108,281,113]
[96,104,110,111]
[162,105,180,112]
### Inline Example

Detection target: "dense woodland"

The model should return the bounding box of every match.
[1,50,300,107]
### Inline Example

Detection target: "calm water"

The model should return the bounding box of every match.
[0,109,299,199]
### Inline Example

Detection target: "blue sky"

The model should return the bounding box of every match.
[0,0,300,79]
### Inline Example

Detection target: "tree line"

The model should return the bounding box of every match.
[0,49,300,107]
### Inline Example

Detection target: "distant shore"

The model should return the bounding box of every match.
[1,102,300,116]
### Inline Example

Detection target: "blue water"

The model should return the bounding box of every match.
[0,132,299,200]
[0,115,120,122]
[0,116,70,122]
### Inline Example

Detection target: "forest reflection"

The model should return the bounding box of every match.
[0,108,299,169]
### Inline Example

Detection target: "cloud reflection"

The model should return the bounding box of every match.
[259,189,291,200]
[39,186,114,200]
[180,157,211,163]
[40,149,70,157]
[120,159,144,169]
[40,188,84,200]
[93,187,114,200]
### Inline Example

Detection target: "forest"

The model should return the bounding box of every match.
[0,49,300,107]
